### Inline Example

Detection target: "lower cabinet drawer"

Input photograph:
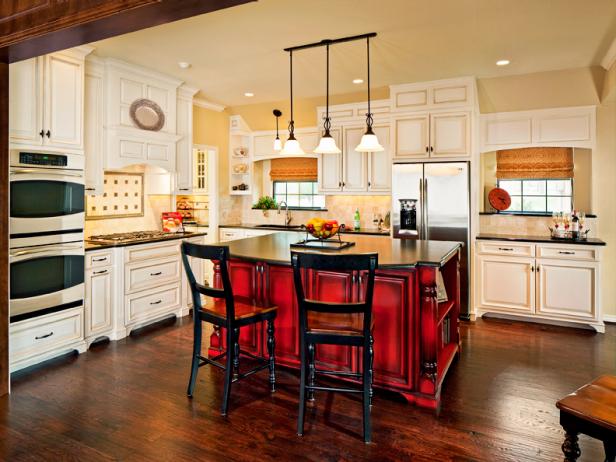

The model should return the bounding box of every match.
[536,245,598,261]
[477,241,535,257]
[125,257,181,293]
[125,284,181,325]
[10,308,84,363]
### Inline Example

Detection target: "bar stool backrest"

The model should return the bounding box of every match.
[181,242,235,326]
[290,251,378,339]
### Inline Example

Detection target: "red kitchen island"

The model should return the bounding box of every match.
[208,232,462,410]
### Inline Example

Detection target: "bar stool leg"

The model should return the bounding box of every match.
[362,338,372,443]
[221,327,235,416]
[297,339,307,436]
[369,334,374,407]
[308,343,316,402]
[267,319,276,392]
[186,318,202,397]
[233,327,240,379]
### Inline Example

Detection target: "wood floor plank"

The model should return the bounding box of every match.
[1,316,613,461]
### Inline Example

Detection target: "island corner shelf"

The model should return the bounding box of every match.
[207,232,462,410]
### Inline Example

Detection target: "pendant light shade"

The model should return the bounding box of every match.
[273,109,282,151]
[315,43,341,154]
[281,50,304,155]
[355,35,383,152]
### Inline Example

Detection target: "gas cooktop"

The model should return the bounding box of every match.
[87,230,192,245]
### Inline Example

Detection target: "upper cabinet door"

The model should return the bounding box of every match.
[192,147,208,193]
[44,53,84,149]
[9,57,43,146]
[430,112,470,157]
[368,125,391,192]
[84,69,104,195]
[253,133,275,160]
[342,127,367,192]
[392,114,429,159]
[318,128,343,193]
[175,96,192,193]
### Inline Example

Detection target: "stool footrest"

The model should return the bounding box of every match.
[306,385,363,394]
[315,368,362,379]
[233,362,271,382]
[198,354,227,370]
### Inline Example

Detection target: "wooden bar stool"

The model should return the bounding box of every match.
[181,242,278,416]
[291,250,378,443]
[556,375,616,461]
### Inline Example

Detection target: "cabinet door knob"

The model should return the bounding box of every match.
[45,130,51,138]
[430,146,434,152]
[530,265,534,272]
[368,181,371,187]
[425,146,429,153]
[338,182,342,187]
[39,130,45,138]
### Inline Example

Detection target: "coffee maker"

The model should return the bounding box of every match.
[399,199,418,234]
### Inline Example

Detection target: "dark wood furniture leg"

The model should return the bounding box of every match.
[297,340,307,436]
[605,441,616,462]
[267,319,276,392]
[308,343,316,402]
[187,311,202,397]
[362,335,372,443]
[233,327,240,379]
[221,327,235,416]
[562,430,581,461]
[369,334,374,406]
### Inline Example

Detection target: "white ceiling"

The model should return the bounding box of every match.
[91,0,616,107]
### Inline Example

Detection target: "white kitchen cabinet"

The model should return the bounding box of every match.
[175,86,199,193]
[392,114,429,158]
[9,57,42,145]
[253,133,275,160]
[392,111,470,159]
[390,78,475,112]
[219,228,245,242]
[84,60,105,195]
[430,112,470,157]
[535,259,597,320]
[367,125,391,192]
[477,255,535,314]
[9,47,92,152]
[343,127,368,192]
[85,266,114,340]
[318,126,390,194]
[480,106,596,152]
[475,240,604,332]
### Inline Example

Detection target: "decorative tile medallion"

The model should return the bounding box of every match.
[86,172,144,220]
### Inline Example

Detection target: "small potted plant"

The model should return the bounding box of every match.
[252,196,278,217]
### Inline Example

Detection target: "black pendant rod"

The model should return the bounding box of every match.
[288,49,295,138]
[284,32,377,53]
[366,35,372,128]
[324,43,331,133]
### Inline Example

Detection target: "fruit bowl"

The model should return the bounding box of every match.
[302,218,343,240]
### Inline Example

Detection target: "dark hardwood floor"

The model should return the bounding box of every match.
[1,316,614,461]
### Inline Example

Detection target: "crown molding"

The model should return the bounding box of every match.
[601,36,616,70]
[194,97,226,112]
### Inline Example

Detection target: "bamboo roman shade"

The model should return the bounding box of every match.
[269,157,318,181]
[496,147,574,179]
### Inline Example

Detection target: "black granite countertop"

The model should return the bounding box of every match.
[476,233,606,246]
[85,232,208,251]
[219,232,461,268]
[220,223,390,236]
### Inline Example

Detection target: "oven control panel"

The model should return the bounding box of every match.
[19,152,67,167]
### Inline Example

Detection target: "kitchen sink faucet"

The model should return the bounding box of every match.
[277,201,292,226]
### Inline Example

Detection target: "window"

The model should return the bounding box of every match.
[273,181,326,209]
[497,179,573,214]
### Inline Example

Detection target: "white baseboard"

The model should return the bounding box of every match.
[603,315,616,323]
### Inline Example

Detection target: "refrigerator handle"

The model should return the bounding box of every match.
[419,178,424,239]
[423,178,429,240]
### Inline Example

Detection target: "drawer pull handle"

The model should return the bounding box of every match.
[35,332,54,340]
[93,269,108,275]
[150,272,162,276]
[93,257,107,262]
[150,299,163,305]
[558,251,575,255]
[498,247,514,251]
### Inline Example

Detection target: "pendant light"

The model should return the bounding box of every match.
[273,109,282,151]
[356,35,384,152]
[314,42,341,154]
[281,50,305,155]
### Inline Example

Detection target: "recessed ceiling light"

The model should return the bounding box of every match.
[496,59,510,66]
[244,92,254,97]
[178,61,191,69]
[352,78,364,84]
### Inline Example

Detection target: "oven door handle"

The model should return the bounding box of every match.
[10,244,84,257]
[10,168,84,177]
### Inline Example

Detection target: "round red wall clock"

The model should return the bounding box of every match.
[488,187,512,211]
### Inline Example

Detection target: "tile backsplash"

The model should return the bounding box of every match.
[479,214,597,237]
[238,195,392,229]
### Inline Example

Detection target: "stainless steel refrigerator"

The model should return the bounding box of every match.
[392,162,470,318]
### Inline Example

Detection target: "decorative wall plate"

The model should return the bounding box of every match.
[488,187,512,211]
[129,98,165,131]
[233,146,249,157]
